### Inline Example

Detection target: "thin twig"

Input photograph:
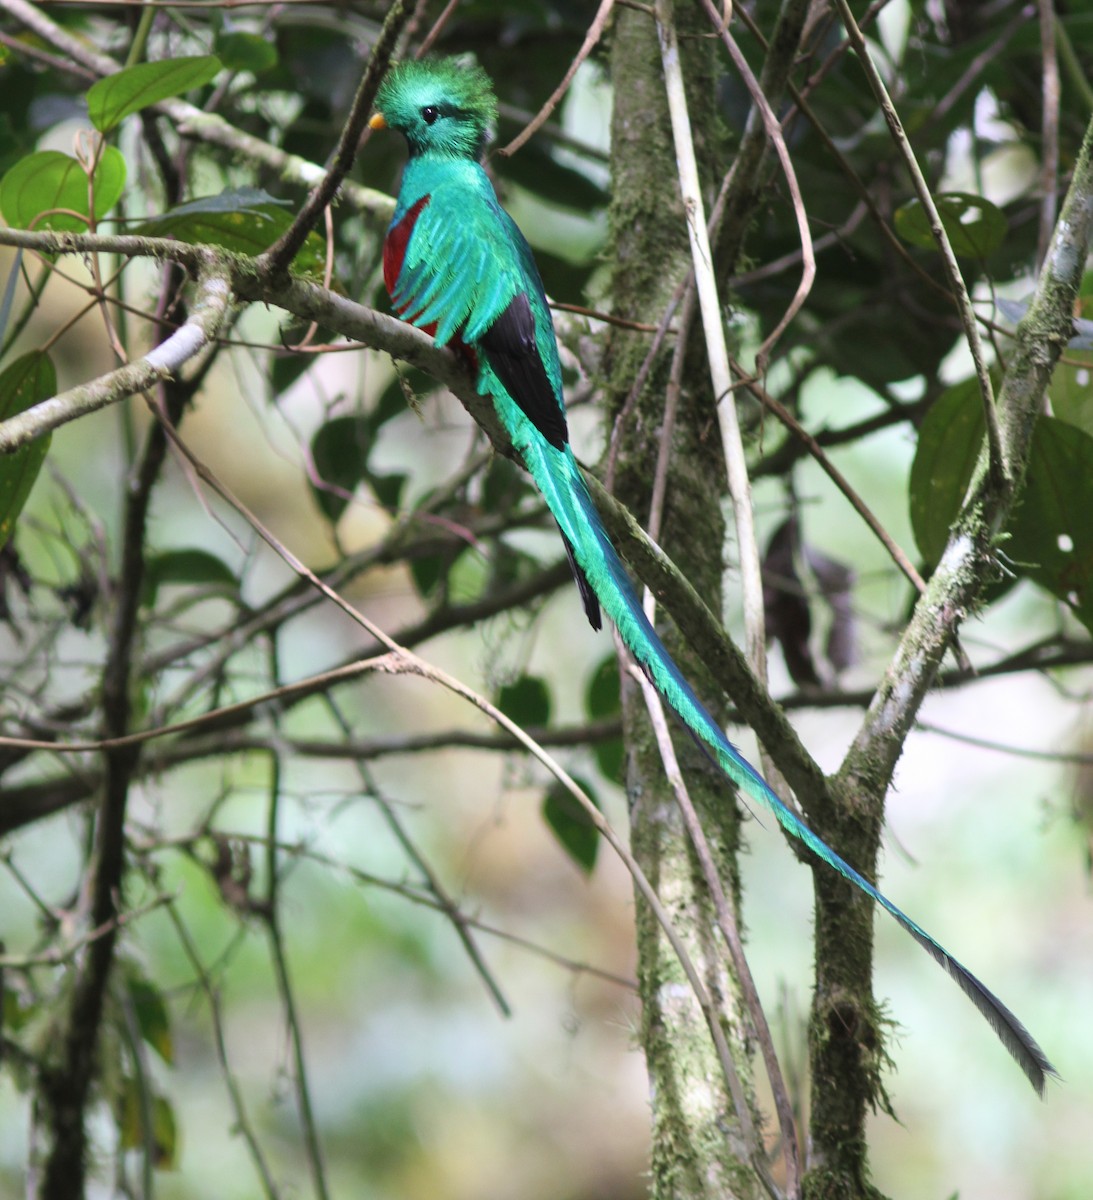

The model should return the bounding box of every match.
[915,720,1093,764]
[261,734,330,1200]
[259,0,410,276]
[831,0,1009,489]
[731,361,927,594]
[1056,17,1093,115]
[497,0,615,157]
[699,0,815,369]
[630,661,794,1200]
[638,269,799,1199]
[1037,0,1060,267]
[144,414,755,1144]
[0,254,230,452]
[654,0,768,676]
[0,0,393,219]
[149,830,639,989]
[162,899,282,1199]
[324,695,513,1019]
[415,0,461,58]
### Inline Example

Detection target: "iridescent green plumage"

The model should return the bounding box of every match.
[375,59,496,157]
[370,58,1055,1096]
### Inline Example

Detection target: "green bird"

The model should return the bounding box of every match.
[369,57,1055,1095]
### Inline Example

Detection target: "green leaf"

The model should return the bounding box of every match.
[481,455,528,514]
[3,984,34,1033]
[127,975,174,1065]
[310,415,370,523]
[585,654,623,780]
[151,1094,178,1169]
[497,675,551,727]
[894,192,1008,259]
[118,1080,179,1168]
[0,147,126,231]
[87,56,222,132]
[1049,272,1093,435]
[542,777,600,875]
[908,379,984,567]
[585,655,620,718]
[369,471,406,510]
[144,186,288,219]
[1006,417,1093,634]
[216,32,278,74]
[1049,350,1093,439]
[371,368,432,433]
[409,553,446,599]
[142,548,237,607]
[136,188,325,276]
[592,737,624,784]
[271,318,336,395]
[0,350,54,549]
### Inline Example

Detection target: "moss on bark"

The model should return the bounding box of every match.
[604,8,759,1198]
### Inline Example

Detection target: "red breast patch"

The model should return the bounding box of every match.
[383,195,431,300]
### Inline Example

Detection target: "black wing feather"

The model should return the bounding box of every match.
[559,528,602,630]
[481,296,599,627]
[479,292,568,451]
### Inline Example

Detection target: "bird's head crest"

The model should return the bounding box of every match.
[371,58,497,159]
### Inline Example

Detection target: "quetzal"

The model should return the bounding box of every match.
[368,57,1054,1094]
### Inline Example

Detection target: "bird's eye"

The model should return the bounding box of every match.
[421,106,439,125]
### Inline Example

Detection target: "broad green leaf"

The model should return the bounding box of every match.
[369,471,406,510]
[137,188,325,276]
[497,675,551,727]
[1049,351,1093,439]
[127,975,174,1065]
[370,367,433,433]
[481,454,528,513]
[271,316,336,395]
[310,415,370,523]
[0,350,54,549]
[894,192,1008,259]
[216,32,278,74]
[585,656,623,780]
[406,508,467,600]
[585,655,620,718]
[1049,273,1093,435]
[3,984,35,1032]
[143,186,288,218]
[542,777,600,875]
[87,56,222,132]
[909,379,984,567]
[0,147,126,231]
[142,548,237,607]
[118,1081,179,1168]
[447,544,489,605]
[409,553,446,599]
[1006,416,1093,635]
[151,1094,178,1169]
[592,736,624,784]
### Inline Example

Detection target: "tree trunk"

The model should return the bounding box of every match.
[605,10,762,1197]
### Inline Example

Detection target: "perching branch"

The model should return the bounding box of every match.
[654,0,768,678]
[0,0,395,222]
[0,249,230,452]
[259,0,411,276]
[832,0,1008,489]
[840,109,1093,798]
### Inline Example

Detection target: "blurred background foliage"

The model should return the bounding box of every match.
[0,0,1091,1197]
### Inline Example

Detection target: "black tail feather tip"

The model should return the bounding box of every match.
[913,924,1057,1097]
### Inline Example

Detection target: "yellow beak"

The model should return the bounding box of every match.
[368,112,388,130]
